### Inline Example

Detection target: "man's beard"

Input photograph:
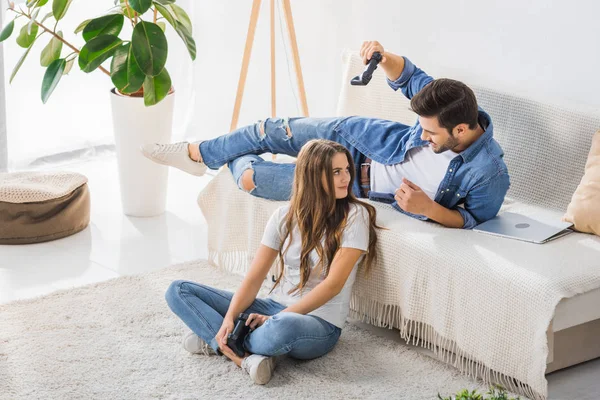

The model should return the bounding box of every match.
[432,136,460,154]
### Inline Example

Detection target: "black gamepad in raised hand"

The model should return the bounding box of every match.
[351,52,383,86]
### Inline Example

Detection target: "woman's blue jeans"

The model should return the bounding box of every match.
[199,117,365,200]
[165,280,342,360]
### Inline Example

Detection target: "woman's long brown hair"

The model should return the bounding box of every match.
[271,139,380,295]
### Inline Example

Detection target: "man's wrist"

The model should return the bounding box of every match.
[381,52,404,82]
[423,198,437,219]
[423,201,465,228]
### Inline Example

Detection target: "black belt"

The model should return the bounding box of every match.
[360,157,372,198]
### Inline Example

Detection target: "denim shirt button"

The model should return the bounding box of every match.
[456,193,460,197]
[449,168,453,172]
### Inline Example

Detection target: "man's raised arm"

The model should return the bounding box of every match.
[360,41,433,100]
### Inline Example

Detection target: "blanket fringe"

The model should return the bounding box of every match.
[208,248,545,400]
[349,295,545,400]
[208,250,253,277]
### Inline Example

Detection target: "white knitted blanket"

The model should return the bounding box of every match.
[198,170,600,400]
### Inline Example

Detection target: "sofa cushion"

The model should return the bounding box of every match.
[0,171,90,244]
[564,130,600,236]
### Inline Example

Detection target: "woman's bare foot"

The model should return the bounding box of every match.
[219,343,245,367]
[220,344,275,384]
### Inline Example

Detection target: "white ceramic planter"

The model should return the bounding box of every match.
[109,89,174,217]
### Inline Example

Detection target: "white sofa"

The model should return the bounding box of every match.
[198,52,600,400]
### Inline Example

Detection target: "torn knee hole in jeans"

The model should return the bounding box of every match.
[258,120,266,139]
[258,118,292,140]
[239,168,257,193]
[282,117,292,138]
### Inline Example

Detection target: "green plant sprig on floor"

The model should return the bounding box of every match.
[0,0,196,106]
[438,385,521,400]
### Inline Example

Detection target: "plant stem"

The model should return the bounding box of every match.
[123,0,134,27]
[153,7,157,23]
[13,9,111,77]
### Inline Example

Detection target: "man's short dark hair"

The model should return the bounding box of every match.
[410,78,479,134]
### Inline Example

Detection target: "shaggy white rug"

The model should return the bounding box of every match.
[0,260,491,399]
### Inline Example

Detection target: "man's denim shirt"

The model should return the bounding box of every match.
[333,57,510,229]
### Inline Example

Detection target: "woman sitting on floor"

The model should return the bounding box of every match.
[165,139,380,384]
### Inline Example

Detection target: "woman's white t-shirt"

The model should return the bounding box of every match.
[260,204,370,328]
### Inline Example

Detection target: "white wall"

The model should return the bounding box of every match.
[0,4,7,171]
[3,0,599,165]
[186,0,600,141]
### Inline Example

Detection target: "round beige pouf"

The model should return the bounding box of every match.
[0,171,90,245]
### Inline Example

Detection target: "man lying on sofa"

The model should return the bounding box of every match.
[142,41,510,229]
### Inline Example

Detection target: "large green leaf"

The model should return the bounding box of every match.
[154,3,195,61]
[0,20,14,42]
[26,8,40,35]
[26,0,49,6]
[78,34,123,73]
[52,0,73,21]
[153,0,175,4]
[110,43,145,94]
[10,44,36,83]
[82,14,124,42]
[128,0,152,14]
[153,3,175,26]
[169,4,192,34]
[41,58,66,103]
[40,31,63,67]
[16,24,38,48]
[63,58,75,75]
[143,66,171,106]
[41,11,55,24]
[131,21,167,76]
[173,20,195,61]
[74,19,92,34]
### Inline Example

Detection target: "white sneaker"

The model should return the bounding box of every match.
[182,331,217,356]
[140,142,207,176]
[241,354,276,385]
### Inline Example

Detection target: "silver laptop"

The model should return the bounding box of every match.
[473,212,573,244]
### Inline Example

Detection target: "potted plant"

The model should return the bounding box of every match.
[0,0,196,216]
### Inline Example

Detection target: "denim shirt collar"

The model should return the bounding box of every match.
[458,110,494,163]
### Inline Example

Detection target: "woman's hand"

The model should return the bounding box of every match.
[246,313,270,329]
[215,318,235,347]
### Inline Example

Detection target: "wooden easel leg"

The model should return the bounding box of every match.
[270,0,277,161]
[230,0,262,132]
[281,0,309,117]
[270,0,276,118]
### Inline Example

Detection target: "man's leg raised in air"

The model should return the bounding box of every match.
[140,117,346,176]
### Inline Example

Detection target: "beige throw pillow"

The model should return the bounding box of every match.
[564,130,600,236]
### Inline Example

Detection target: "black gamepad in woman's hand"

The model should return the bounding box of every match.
[227,313,251,357]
